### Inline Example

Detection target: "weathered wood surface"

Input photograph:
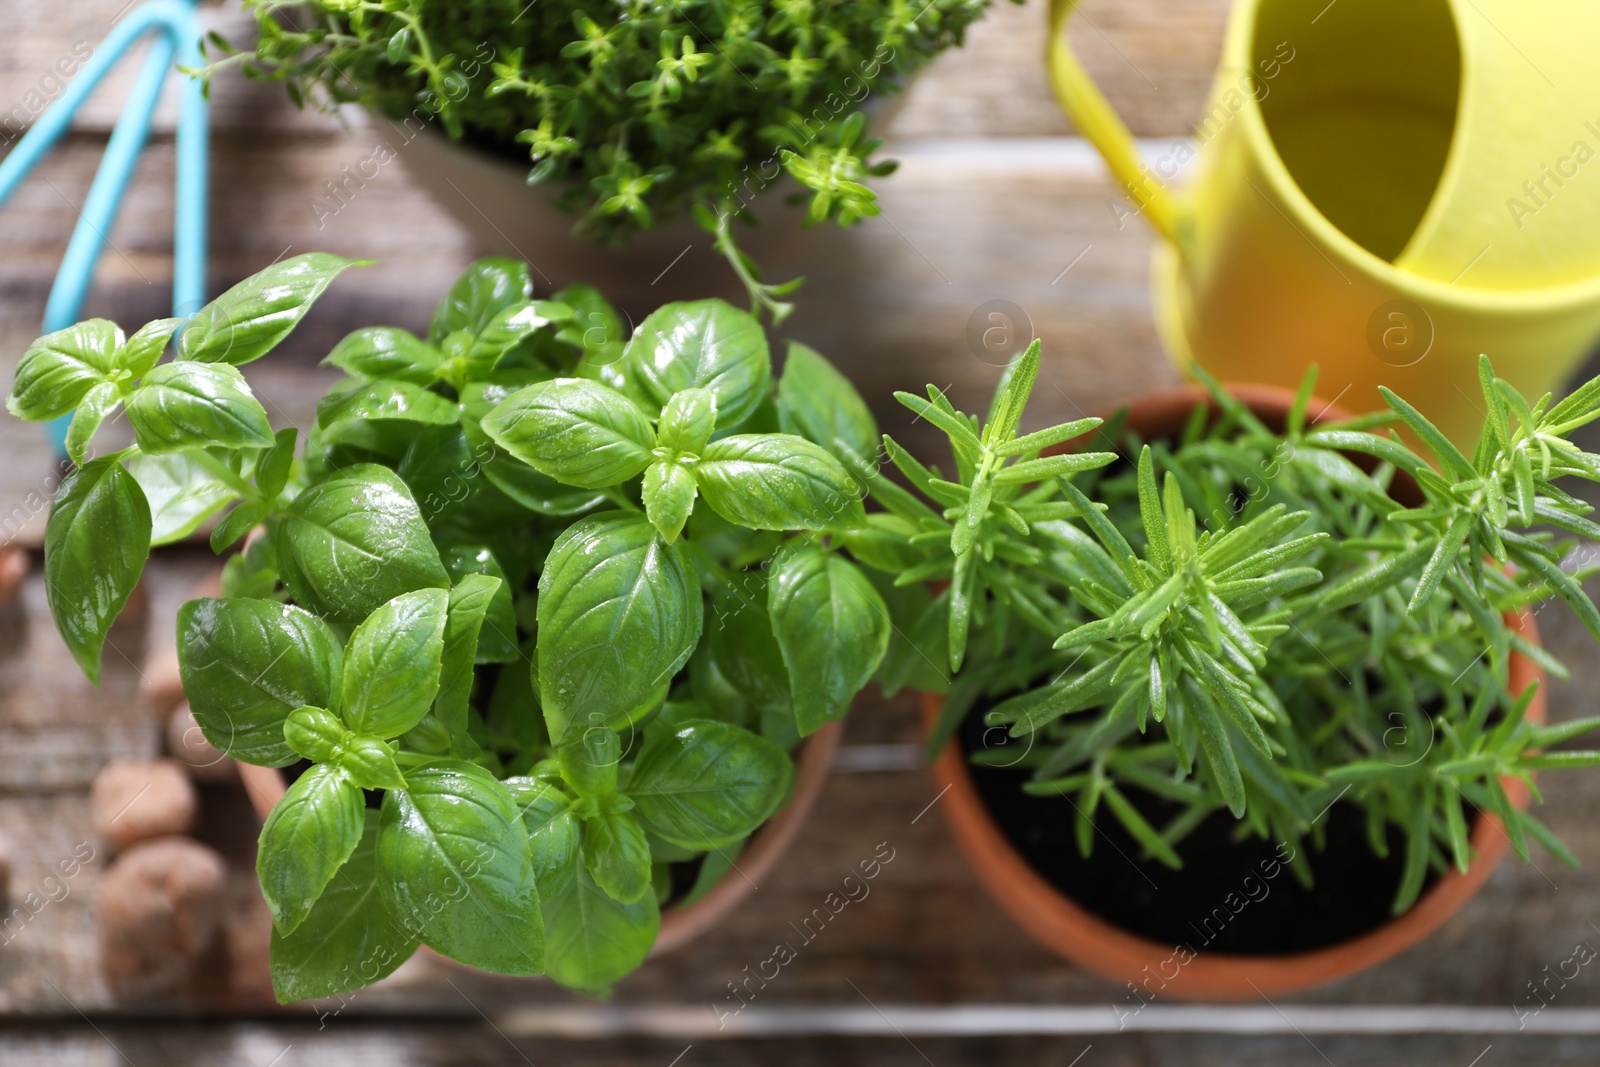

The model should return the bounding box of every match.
[5,1025,1600,1067]
[6,0,1600,1062]
[894,0,1235,140]
[6,1025,1600,1067]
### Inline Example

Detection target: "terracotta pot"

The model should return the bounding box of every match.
[0,545,26,604]
[922,382,1549,999]
[237,717,841,961]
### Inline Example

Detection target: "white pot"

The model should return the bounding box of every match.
[381,72,918,312]
[392,124,820,310]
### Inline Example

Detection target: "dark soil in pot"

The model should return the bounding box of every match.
[959,693,1448,956]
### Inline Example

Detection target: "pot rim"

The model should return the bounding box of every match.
[922,381,1549,1000]
[236,717,843,965]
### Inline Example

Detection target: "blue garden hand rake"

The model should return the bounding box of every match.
[0,0,208,456]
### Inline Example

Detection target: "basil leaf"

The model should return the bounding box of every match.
[339,736,408,791]
[278,464,450,624]
[558,728,621,798]
[542,860,658,996]
[7,319,122,421]
[257,763,365,935]
[537,513,702,742]
[45,457,150,684]
[643,834,698,866]
[627,300,770,428]
[439,544,520,663]
[680,838,746,906]
[553,279,620,342]
[871,577,950,697]
[324,326,442,385]
[505,777,580,896]
[656,387,717,454]
[399,713,454,756]
[460,385,609,516]
[64,380,122,465]
[284,705,346,763]
[555,283,626,368]
[644,696,725,751]
[642,460,696,543]
[313,413,416,458]
[695,434,865,531]
[576,344,649,406]
[127,453,239,545]
[210,500,270,553]
[708,588,792,724]
[342,588,450,739]
[269,810,420,1004]
[222,538,280,599]
[178,597,344,766]
[178,253,364,365]
[433,575,501,734]
[776,341,878,463]
[580,807,652,904]
[377,760,544,976]
[454,301,572,382]
[629,719,793,849]
[686,645,758,730]
[768,545,890,735]
[390,425,491,528]
[480,378,655,489]
[120,317,182,378]
[316,378,459,428]
[429,258,532,342]
[125,361,275,453]
[486,659,549,754]
[255,427,298,501]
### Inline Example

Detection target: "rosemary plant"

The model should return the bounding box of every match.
[872,344,1600,913]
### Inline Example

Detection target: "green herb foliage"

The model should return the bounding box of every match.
[10,254,890,999]
[207,1,1010,318]
[876,351,1600,914]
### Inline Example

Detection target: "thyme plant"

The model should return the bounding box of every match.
[207,0,1011,318]
[872,344,1600,913]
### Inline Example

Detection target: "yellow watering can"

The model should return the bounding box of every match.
[1050,0,1600,445]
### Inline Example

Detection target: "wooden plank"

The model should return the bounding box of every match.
[0,5,341,140]
[1,1024,1596,1067]
[893,0,1234,140]
[0,550,223,795]
[0,796,108,1012]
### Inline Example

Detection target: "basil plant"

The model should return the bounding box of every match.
[6,254,896,998]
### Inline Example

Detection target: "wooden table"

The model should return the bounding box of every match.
[3,2,1600,1063]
